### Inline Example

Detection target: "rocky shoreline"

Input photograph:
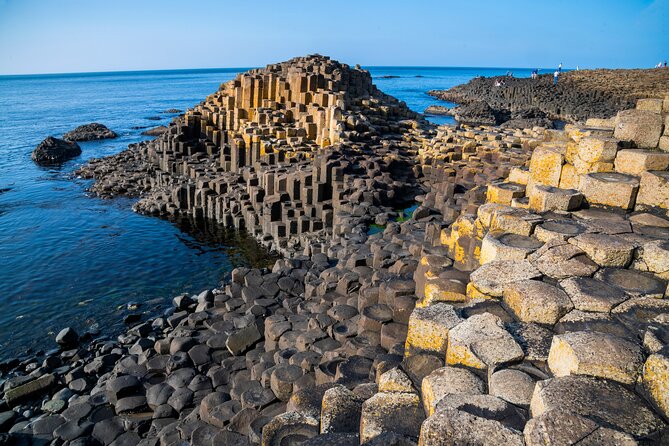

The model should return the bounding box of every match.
[428,68,669,125]
[3,56,669,445]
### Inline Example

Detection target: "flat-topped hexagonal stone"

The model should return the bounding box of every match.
[560,276,628,312]
[595,268,666,298]
[446,313,524,369]
[572,208,632,234]
[523,409,600,446]
[629,212,669,228]
[358,304,393,332]
[480,233,544,265]
[507,322,554,362]
[579,172,639,210]
[486,181,526,205]
[469,260,542,297]
[489,368,536,407]
[529,185,583,212]
[435,394,525,431]
[271,364,304,401]
[261,412,319,446]
[547,331,643,384]
[421,366,485,416]
[557,310,632,339]
[359,392,424,443]
[636,171,669,210]
[534,219,586,243]
[529,241,599,279]
[405,303,462,356]
[569,233,635,267]
[419,408,524,446]
[503,280,573,325]
[481,205,542,237]
[643,350,669,419]
[614,149,669,175]
[530,375,665,437]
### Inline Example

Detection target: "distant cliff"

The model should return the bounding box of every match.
[428,68,669,124]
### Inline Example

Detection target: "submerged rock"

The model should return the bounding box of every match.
[63,123,117,141]
[31,136,81,165]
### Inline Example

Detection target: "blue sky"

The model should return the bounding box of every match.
[0,0,667,74]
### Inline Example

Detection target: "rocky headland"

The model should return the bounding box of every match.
[428,68,669,126]
[4,56,669,445]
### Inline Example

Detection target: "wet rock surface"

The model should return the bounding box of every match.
[6,56,669,444]
[63,123,118,141]
[31,136,81,165]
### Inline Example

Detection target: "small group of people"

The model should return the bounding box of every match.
[494,78,506,87]
[656,61,668,68]
[531,69,539,79]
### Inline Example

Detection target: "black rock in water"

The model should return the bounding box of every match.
[63,123,117,141]
[55,327,78,347]
[141,125,168,136]
[32,136,82,165]
[162,108,183,114]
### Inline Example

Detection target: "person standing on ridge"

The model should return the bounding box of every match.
[554,70,559,86]
[558,62,562,72]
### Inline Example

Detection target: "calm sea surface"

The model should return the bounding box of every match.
[0,65,535,360]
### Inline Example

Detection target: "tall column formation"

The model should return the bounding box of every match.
[80,55,425,256]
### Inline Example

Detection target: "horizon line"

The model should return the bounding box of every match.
[0,63,646,78]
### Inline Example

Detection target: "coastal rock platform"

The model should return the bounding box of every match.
[428,68,669,125]
[4,56,669,445]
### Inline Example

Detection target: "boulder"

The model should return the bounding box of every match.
[614,109,663,148]
[32,136,81,165]
[55,327,79,347]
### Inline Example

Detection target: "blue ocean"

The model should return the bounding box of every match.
[0,65,536,360]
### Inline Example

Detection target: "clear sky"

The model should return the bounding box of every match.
[0,0,667,75]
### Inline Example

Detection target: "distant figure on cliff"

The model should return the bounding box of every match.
[558,63,563,72]
[531,69,538,79]
[554,70,559,86]
[506,71,513,77]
